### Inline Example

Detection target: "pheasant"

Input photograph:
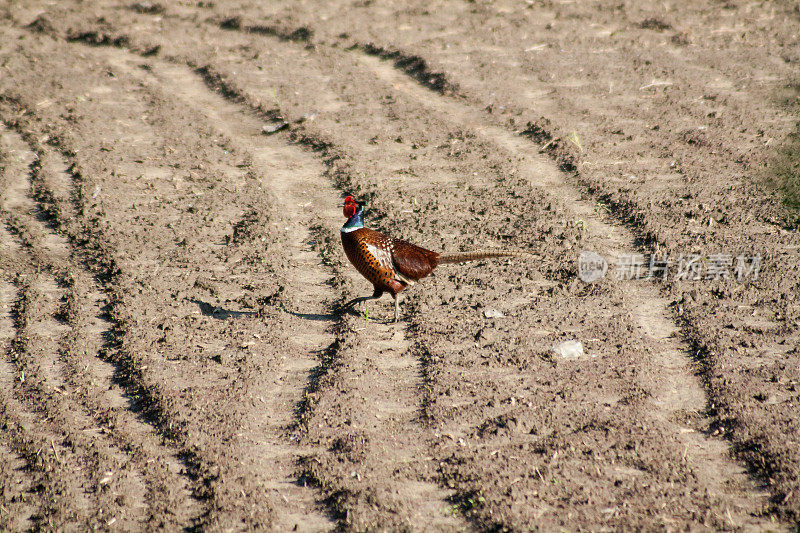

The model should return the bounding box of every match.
[339,196,527,322]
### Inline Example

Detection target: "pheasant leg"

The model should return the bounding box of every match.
[393,294,401,323]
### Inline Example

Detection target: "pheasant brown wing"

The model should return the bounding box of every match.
[390,238,440,281]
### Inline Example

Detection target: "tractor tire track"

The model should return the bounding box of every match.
[21,133,207,529]
[4,2,790,528]
[2,122,160,529]
[2,118,206,529]
[5,22,334,529]
[5,275,102,530]
[141,56,338,533]
[0,129,97,529]
[178,54,468,533]
[0,440,35,532]
[85,42,340,531]
[147,52,462,531]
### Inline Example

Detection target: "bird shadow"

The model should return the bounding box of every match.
[190,298,256,320]
[287,306,394,324]
[286,309,340,322]
[190,297,393,324]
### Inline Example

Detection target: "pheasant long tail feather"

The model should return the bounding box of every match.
[437,250,529,264]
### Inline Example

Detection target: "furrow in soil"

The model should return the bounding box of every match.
[1,123,157,529]
[0,276,36,532]
[1,137,95,528]
[28,136,208,529]
[96,46,341,531]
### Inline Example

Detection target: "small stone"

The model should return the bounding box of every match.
[764,394,780,405]
[262,121,289,134]
[551,340,584,359]
[483,309,505,319]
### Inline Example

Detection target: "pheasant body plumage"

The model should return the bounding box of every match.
[341,227,438,295]
[339,196,526,321]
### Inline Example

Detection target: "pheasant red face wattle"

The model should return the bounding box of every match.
[343,196,357,218]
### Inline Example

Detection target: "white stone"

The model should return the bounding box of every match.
[552,340,584,359]
[483,308,505,319]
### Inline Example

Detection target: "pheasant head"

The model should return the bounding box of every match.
[341,196,364,232]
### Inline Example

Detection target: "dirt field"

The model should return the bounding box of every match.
[0,0,798,530]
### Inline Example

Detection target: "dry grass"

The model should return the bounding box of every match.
[767,83,800,227]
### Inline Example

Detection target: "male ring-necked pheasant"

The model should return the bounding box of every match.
[339,196,527,322]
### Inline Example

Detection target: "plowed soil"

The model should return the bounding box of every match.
[1,0,798,531]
